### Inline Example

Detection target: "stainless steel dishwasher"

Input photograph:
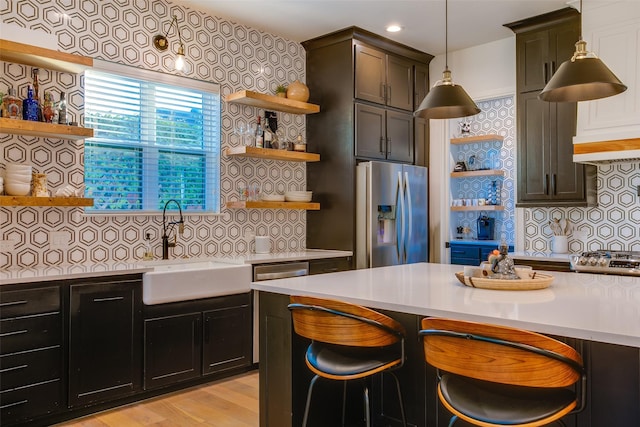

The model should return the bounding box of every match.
[252,261,309,363]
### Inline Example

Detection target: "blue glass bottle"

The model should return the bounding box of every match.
[22,85,39,121]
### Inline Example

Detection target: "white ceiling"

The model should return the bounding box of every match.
[171,0,579,55]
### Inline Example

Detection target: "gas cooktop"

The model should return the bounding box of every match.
[570,250,640,276]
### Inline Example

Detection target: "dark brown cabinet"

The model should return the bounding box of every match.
[355,44,413,111]
[355,103,413,162]
[303,27,432,256]
[68,277,142,407]
[0,286,63,425]
[143,293,252,390]
[506,8,596,207]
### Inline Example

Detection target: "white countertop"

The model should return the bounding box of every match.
[0,250,352,285]
[252,262,640,348]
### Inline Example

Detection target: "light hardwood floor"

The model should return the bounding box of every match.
[55,371,259,427]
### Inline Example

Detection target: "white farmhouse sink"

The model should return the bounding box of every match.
[141,259,252,305]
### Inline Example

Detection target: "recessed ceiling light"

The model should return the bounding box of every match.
[386,25,402,33]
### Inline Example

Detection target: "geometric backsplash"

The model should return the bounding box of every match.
[1,0,308,268]
[524,162,640,254]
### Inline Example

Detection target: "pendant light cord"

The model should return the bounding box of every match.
[445,0,448,70]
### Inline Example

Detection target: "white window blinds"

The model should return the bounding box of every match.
[84,60,220,213]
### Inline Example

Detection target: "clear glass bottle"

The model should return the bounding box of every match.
[254,116,264,148]
[263,116,272,149]
[143,233,154,261]
[2,87,22,119]
[57,91,68,125]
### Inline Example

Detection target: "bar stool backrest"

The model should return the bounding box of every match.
[290,295,405,348]
[420,318,583,388]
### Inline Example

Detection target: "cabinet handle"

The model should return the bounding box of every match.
[0,364,28,374]
[0,399,28,410]
[0,300,28,308]
[387,138,392,155]
[551,174,557,195]
[551,61,556,76]
[380,82,386,101]
[544,174,549,195]
[380,137,385,154]
[387,86,392,103]
[93,296,124,302]
[543,63,548,83]
[0,329,28,338]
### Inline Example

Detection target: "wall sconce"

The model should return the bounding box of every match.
[153,15,186,71]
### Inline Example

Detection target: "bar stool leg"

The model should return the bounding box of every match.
[388,372,407,427]
[341,381,347,426]
[448,415,458,427]
[363,385,370,427]
[302,375,320,427]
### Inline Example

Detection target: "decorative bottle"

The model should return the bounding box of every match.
[57,91,67,125]
[2,87,22,119]
[22,85,39,121]
[487,180,499,205]
[143,233,154,261]
[263,117,272,149]
[43,91,54,123]
[254,116,264,148]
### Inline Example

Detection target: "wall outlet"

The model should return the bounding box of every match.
[49,231,70,250]
[0,240,16,252]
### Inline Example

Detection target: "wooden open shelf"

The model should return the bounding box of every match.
[225,146,319,162]
[226,90,320,115]
[226,201,320,210]
[451,169,504,178]
[0,118,93,140]
[0,196,94,207]
[450,205,504,212]
[450,134,504,145]
[0,39,93,73]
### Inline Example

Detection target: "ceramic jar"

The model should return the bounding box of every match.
[286,80,309,102]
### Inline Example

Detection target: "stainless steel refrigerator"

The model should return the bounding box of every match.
[356,161,428,268]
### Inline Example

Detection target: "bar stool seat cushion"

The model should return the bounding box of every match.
[440,374,577,425]
[307,342,401,377]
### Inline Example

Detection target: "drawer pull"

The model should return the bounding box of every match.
[92,296,124,302]
[0,364,28,374]
[0,399,28,410]
[0,300,28,308]
[0,329,28,338]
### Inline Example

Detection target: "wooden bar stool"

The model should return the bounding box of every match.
[419,317,585,427]
[289,295,407,427]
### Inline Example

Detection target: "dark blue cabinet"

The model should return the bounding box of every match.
[449,242,513,266]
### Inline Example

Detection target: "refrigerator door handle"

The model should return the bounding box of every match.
[404,171,412,263]
[396,171,405,263]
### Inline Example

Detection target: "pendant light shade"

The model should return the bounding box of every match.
[414,68,481,119]
[539,0,627,102]
[414,0,480,120]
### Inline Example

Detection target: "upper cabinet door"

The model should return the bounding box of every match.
[355,103,386,159]
[517,30,550,92]
[355,44,386,105]
[387,54,413,111]
[386,110,414,163]
[414,64,429,110]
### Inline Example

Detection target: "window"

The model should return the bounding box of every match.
[84,60,220,213]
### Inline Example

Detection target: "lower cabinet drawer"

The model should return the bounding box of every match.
[450,257,479,266]
[450,245,480,259]
[0,286,60,320]
[0,346,62,391]
[0,312,61,355]
[0,378,62,425]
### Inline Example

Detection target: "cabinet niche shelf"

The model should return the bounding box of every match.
[450,134,504,145]
[224,146,320,162]
[226,90,320,115]
[451,169,504,178]
[225,201,320,210]
[0,195,94,207]
[451,205,504,212]
[0,117,94,140]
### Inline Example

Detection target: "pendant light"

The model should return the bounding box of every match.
[414,0,480,119]
[539,0,626,102]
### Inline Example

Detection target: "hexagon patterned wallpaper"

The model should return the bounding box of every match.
[450,96,516,244]
[1,0,309,268]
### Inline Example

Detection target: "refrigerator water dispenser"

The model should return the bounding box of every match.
[377,205,396,244]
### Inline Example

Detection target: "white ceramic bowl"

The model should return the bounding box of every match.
[262,194,285,202]
[5,182,31,196]
[5,173,32,184]
[6,164,32,174]
[285,194,312,202]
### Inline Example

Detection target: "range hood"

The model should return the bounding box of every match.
[573,136,640,165]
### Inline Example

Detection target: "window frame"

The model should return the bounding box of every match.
[83,59,221,215]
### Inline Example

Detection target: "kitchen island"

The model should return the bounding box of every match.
[253,262,640,427]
